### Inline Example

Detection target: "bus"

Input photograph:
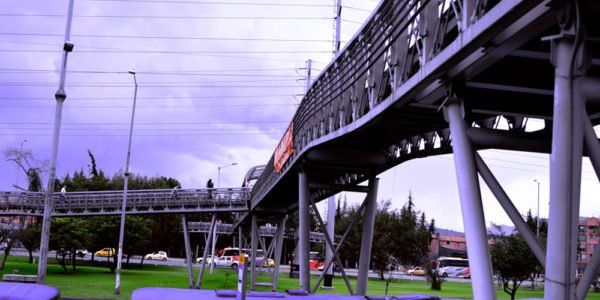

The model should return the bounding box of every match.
[435,257,469,277]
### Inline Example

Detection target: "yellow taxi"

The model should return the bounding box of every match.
[95,248,115,257]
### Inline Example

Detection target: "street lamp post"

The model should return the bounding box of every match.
[534,179,540,237]
[115,69,138,295]
[37,0,75,284]
[217,162,237,188]
[210,162,236,274]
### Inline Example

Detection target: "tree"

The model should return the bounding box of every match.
[87,149,99,177]
[3,146,47,192]
[0,223,19,270]
[371,201,396,279]
[49,218,91,271]
[18,220,41,263]
[490,232,538,299]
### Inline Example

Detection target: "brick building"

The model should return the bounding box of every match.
[578,217,600,275]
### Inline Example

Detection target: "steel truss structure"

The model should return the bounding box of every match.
[0,188,250,217]
[240,0,600,299]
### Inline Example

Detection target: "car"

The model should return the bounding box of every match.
[95,248,115,257]
[407,267,426,276]
[197,255,216,264]
[257,258,275,268]
[66,249,89,258]
[438,266,469,277]
[462,267,471,279]
[213,256,238,269]
[318,263,341,272]
[145,251,168,261]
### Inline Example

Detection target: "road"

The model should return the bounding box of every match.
[8,248,479,284]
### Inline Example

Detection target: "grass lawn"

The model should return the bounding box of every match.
[1,256,599,299]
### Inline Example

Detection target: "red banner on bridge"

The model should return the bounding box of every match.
[274,123,294,173]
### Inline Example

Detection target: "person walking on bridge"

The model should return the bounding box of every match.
[206,179,214,199]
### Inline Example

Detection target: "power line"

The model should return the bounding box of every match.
[2,103,295,108]
[0,95,301,100]
[341,19,363,25]
[0,32,334,42]
[0,121,288,125]
[0,132,281,138]
[3,127,282,132]
[0,13,333,20]
[0,83,301,88]
[0,49,332,55]
[342,5,372,13]
[83,0,334,7]
[0,67,303,74]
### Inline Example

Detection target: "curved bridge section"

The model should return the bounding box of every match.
[249,0,600,214]
[0,188,250,217]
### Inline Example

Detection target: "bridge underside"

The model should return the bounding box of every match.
[248,0,600,220]
[243,0,600,298]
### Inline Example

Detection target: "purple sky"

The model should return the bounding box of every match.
[1,0,599,231]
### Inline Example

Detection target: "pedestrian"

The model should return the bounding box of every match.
[206,179,214,199]
[59,185,67,204]
[171,184,181,200]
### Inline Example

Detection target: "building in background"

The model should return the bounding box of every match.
[578,217,600,275]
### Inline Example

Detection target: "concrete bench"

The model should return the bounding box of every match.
[2,274,38,283]
[0,282,60,300]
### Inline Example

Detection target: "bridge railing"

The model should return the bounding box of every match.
[251,0,499,204]
[0,188,251,216]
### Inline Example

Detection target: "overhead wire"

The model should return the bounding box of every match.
[0,13,333,21]
[0,32,334,42]
[0,95,302,100]
[82,0,334,7]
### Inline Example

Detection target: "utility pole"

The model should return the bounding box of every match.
[115,69,139,295]
[323,0,342,290]
[37,0,75,284]
[333,0,342,56]
[534,179,540,237]
[305,59,312,92]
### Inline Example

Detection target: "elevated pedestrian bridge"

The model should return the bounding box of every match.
[246,0,600,218]
[0,188,250,217]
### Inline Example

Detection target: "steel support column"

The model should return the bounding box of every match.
[298,170,311,292]
[181,214,194,288]
[324,195,336,289]
[444,99,496,300]
[475,153,546,266]
[312,198,367,292]
[575,93,600,300]
[250,214,258,291]
[310,202,354,295]
[209,220,218,274]
[356,177,379,296]
[195,214,216,288]
[544,35,585,300]
[272,216,286,290]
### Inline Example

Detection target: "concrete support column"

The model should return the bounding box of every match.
[356,177,379,296]
[181,214,194,288]
[544,35,585,300]
[444,99,496,300]
[298,170,311,292]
